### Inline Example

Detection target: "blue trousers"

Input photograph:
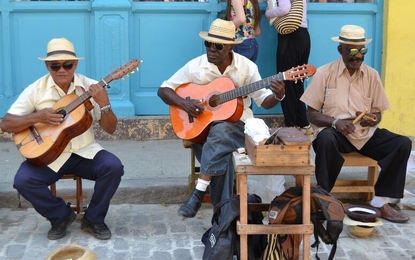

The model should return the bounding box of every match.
[14,150,124,225]
[233,38,259,63]
[191,120,245,206]
[313,127,411,198]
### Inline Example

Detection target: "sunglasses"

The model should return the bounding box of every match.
[204,41,224,51]
[49,62,74,72]
[344,47,368,56]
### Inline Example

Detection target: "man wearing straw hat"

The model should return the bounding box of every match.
[0,38,124,239]
[300,25,411,223]
[158,19,286,218]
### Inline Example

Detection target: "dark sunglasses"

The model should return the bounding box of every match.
[204,41,224,51]
[49,62,74,72]
[344,47,368,56]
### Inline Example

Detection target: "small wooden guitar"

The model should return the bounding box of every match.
[170,64,316,143]
[14,59,142,166]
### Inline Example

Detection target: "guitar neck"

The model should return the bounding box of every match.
[60,75,113,115]
[218,72,285,104]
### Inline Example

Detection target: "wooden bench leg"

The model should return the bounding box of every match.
[367,166,378,201]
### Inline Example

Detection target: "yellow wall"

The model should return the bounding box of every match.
[382,0,415,136]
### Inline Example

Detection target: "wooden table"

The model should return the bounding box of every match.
[233,151,315,260]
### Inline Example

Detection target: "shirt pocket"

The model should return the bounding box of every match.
[323,87,338,109]
[362,95,372,112]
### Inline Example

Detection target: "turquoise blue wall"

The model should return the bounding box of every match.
[0,0,383,117]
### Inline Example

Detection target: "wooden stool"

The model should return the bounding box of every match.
[331,152,379,201]
[50,174,86,215]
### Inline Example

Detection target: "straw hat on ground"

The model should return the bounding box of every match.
[44,244,97,260]
[39,38,84,61]
[199,19,242,45]
[331,25,372,45]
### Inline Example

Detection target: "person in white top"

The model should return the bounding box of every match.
[158,19,285,218]
[0,38,124,240]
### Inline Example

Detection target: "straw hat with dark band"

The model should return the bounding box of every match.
[199,19,242,45]
[332,25,372,45]
[39,38,84,61]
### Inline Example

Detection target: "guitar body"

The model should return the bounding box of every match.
[14,94,93,166]
[12,59,141,166]
[170,77,244,143]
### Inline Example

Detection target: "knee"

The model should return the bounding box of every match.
[313,128,337,150]
[399,136,412,155]
[103,156,124,179]
[13,171,30,192]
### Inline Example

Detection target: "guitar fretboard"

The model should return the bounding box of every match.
[218,73,284,104]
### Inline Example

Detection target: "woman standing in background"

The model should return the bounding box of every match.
[226,0,262,62]
[265,0,313,135]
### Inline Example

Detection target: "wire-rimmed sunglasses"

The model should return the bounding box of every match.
[204,41,224,51]
[49,62,74,72]
[344,47,368,56]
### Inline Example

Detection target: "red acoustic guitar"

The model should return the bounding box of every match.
[14,59,142,166]
[169,64,316,143]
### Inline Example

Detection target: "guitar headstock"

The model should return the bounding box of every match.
[284,64,316,83]
[109,59,142,81]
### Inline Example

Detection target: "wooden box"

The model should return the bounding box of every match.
[244,127,311,166]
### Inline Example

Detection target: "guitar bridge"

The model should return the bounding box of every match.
[29,126,44,145]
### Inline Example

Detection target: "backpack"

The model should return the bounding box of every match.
[202,194,267,260]
[267,186,345,260]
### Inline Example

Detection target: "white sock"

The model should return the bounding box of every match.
[195,178,210,192]
[370,196,388,208]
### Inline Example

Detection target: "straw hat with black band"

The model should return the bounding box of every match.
[39,38,84,61]
[331,24,372,45]
[199,19,243,45]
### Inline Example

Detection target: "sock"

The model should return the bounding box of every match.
[195,178,210,192]
[370,196,388,208]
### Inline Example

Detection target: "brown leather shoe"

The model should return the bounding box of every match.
[376,203,410,223]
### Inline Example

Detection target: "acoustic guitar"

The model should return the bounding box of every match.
[169,64,316,143]
[14,59,142,166]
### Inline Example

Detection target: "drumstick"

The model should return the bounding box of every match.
[353,110,367,125]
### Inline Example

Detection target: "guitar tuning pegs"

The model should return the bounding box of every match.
[130,71,135,74]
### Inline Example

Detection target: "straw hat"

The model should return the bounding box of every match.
[348,225,375,238]
[44,244,97,260]
[331,25,372,45]
[39,38,84,61]
[199,19,242,45]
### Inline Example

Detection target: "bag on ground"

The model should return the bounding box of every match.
[267,186,345,260]
[202,194,267,260]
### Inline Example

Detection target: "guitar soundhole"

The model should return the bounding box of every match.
[209,95,220,107]
[56,109,67,117]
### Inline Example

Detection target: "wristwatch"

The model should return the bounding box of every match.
[332,118,339,130]
[100,104,112,114]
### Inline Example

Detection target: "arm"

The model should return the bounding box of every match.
[157,87,202,119]
[307,107,357,137]
[231,0,246,27]
[0,109,64,134]
[265,0,291,19]
[88,84,118,134]
[260,79,285,109]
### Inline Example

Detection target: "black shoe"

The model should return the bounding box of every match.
[47,210,76,240]
[81,216,112,240]
[177,189,205,218]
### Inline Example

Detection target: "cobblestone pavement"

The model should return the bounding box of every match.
[1,202,415,260]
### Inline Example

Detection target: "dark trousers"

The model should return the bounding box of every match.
[277,27,311,127]
[313,127,411,198]
[14,150,124,225]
